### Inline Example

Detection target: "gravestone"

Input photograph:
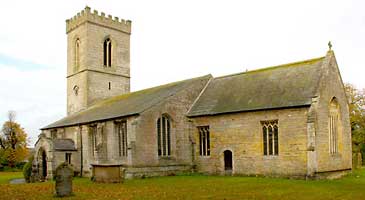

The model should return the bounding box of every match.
[55,163,73,197]
[30,161,40,183]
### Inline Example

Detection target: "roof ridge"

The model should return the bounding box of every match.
[87,74,212,109]
[139,74,213,115]
[186,77,213,115]
[215,56,325,80]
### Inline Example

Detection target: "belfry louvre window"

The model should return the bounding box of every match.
[262,120,279,156]
[198,126,210,156]
[329,98,340,154]
[103,38,112,67]
[115,121,128,157]
[157,115,171,157]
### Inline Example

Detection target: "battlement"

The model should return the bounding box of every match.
[66,6,131,34]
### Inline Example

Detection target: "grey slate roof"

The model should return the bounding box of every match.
[42,75,212,129]
[53,139,76,151]
[187,57,325,117]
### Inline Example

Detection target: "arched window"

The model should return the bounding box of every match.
[262,120,279,156]
[329,98,340,154]
[74,38,80,72]
[115,121,127,157]
[157,115,171,157]
[103,38,112,67]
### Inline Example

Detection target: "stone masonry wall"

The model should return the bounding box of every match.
[314,51,352,173]
[192,107,310,177]
[129,77,211,176]
[66,7,131,115]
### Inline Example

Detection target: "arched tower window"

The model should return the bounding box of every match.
[329,97,340,154]
[74,38,80,72]
[103,38,112,67]
[157,115,171,157]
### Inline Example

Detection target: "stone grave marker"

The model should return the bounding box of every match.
[55,163,73,197]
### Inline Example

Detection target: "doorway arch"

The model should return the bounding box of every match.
[37,148,47,180]
[41,151,47,178]
[224,150,233,171]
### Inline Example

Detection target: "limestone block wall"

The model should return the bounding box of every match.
[64,126,79,148]
[66,21,87,76]
[314,52,352,172]
[192,107,310,177]
[67,72,88,115]
[66,7,131,115]
[87,71,130,105]
[130,78,211,171]
[85,22,130,74]
[52,151,79,173]
[79,125,92,176]
[76,116,137,176]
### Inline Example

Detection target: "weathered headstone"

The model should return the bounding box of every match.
[55,163,73,197]
[357,152,363,168]
[30,161,39,183]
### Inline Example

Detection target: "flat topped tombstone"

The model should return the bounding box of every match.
[55,163,73,197]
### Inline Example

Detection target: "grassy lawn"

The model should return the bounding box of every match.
[0,171,23,184]
[0,169,364,200]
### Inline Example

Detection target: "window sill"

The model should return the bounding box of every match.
[158,156,174,160]
[330,153,342,158]
[199,155,211,158]
[263,155,279,159]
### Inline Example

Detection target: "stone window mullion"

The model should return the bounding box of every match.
[117,123,122,157]
[199,129,202,156]
[270,125,275,155]
[261,120,279,156]
[123,122,127,156]
[198,126,210,157]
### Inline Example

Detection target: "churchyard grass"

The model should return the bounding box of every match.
[0,171,23,184]
[0,168,364,200]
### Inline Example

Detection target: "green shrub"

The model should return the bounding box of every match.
[23,155,34,183]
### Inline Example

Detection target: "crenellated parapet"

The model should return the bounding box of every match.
[66,6,131,34]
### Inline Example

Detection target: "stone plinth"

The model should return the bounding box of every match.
[92,164,125,183]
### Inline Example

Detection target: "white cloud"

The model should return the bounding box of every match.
[0,64,66,145]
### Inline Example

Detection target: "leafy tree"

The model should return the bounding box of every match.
[0,111,28,168]
[345,84,365,166]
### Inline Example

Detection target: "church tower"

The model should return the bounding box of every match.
[66,7,131,115]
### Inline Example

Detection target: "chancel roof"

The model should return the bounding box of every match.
[187,56,326,117]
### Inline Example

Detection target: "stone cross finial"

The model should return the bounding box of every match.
[328,41,332,50]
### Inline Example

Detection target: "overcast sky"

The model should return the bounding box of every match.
[0,0,364,146]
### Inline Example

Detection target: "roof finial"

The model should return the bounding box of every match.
[328,41,332,51]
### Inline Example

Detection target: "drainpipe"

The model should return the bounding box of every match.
[79,125,83,177]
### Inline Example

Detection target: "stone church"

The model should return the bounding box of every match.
[34,7,352,180]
